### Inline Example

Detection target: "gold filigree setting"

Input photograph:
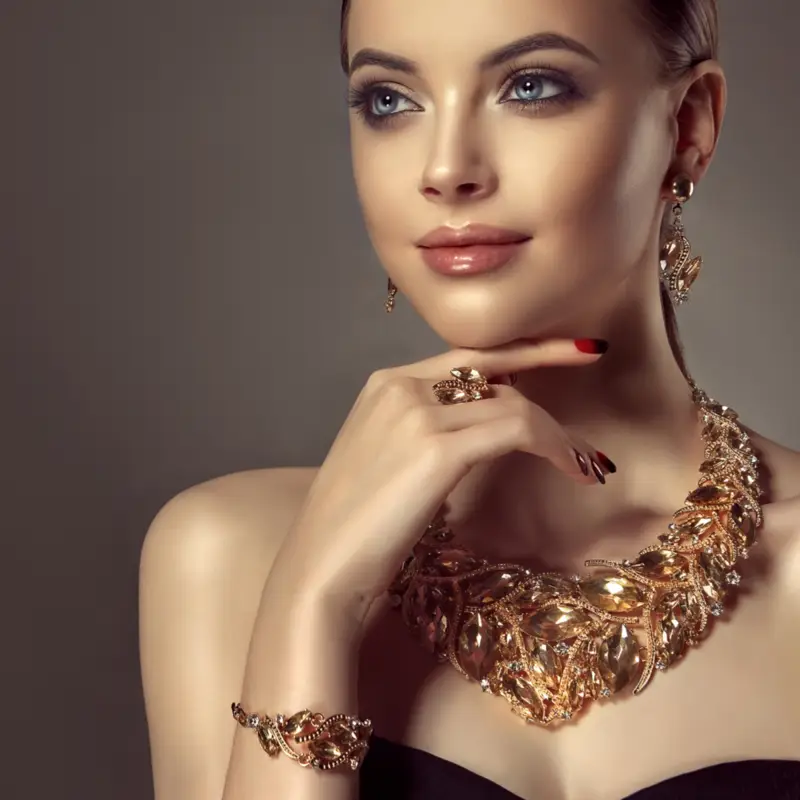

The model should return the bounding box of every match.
[231,704,373,771]
[389,386,762,726]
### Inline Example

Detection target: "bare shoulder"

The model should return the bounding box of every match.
[139,466,318,800]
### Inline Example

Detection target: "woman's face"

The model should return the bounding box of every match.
[346,0,681,348]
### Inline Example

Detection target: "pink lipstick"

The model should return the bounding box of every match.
[416,224,531,276]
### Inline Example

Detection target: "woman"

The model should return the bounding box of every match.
[140,1,800,798]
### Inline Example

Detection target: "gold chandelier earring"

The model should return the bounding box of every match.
[385,278,398,313]
[660,174,703,306]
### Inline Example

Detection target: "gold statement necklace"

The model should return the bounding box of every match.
[389,383,762,725]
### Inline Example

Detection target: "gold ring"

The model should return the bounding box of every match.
[432,367,493,405]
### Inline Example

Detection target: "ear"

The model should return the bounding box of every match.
[663,61,727,197]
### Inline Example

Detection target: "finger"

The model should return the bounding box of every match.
[401,338,608,381]
[429,394,604,484]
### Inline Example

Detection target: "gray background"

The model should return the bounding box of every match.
[3,2,799,798]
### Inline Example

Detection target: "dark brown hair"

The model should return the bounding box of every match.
[339,1,719,376]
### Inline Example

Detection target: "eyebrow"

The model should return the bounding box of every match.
[348,32,601,77]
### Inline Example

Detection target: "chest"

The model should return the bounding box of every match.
[359,535,800,800]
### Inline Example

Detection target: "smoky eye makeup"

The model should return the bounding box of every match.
[347,61,587,129]
[347,80,423,130]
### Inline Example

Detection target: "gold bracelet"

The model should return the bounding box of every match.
[231,703,373,771]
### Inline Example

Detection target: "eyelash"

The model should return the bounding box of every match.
[347,63,582,129]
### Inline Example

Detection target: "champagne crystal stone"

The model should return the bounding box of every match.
[597,624,641,693]
[451,367,484,382]
[660,236,687,271]
[466,570,520,605]
[257,727,281,756]
[283,710,313,737]
[457,612,499,681]
[687,485,733,505]
[631,550,690,580]
[309,739,343,761]
[678,257,702,292]
[528,642,563,692]
[515,575,576,611]
[579,574,646,612]
[730,503,756,547]
[330,721,359,746]
[502,674,545,720]
[522,605,591,643]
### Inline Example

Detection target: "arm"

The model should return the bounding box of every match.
[139,469,325,800]
[222,572,363,799]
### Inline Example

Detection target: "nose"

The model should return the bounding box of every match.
[419,115,498,205]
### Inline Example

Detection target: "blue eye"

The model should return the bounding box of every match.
[369,89,404,116]
[504,73,567,105]
[348,83,421,128]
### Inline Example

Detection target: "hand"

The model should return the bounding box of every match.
[273,338,613,627]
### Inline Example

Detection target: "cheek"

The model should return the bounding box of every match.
[508,95,669,266]
[350,128,420,245]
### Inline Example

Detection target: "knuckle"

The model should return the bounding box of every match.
[380,375,418,404]
[419,435,451,470]
[403,404,437,434]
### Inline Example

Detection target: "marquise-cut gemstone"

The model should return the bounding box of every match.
[257,727,281,756]
[597,624,641,693]
[424,547,481,576]
[330,721,359,746]
[436,388,471,404]
[730,503,756,547]
[659,607,687,663]
[699,550,730,603]
[502,674,544,719]
[401,585,451,653]
[660,236,687,271]
[579,575,645,612]
[528,642,563,691]
[673,515,715,539]
[699,458,728,477]
[514,575,576,611]
[687,485,732,505]
[457,612,499,681]
[567,676,586,711]
[309,739,343,761]
[522,605,590,642]
[451,367,484,382]
[283,710,312,737]
[631,549,690,580]
[466,570,520,605]
[677,257,702,292]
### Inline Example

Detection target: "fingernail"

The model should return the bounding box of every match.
[574,450,589,476]
[589,457,606,484]
[574,338,609,354]
[596,451,617,473]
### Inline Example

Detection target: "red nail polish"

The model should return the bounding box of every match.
[589,457,606,484]
[574,338,609,354]
[596,451,617,473]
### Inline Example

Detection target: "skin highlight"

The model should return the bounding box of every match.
[341,0,725,565]
[139,4,800,800]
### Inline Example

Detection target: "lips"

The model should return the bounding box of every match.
[416,224,531,276]
[416,224,531,249]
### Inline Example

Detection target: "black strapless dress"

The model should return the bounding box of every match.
[360,736,800,799]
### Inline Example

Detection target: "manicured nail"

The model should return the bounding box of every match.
[574,338,609,354]
[589,457,606,484]
[574,450,589,476]
[596,451,617,474]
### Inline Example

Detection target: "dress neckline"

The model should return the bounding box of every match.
[363,735,800,800]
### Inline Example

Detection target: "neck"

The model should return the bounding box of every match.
[445,278,709,574]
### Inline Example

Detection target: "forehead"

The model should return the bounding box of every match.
[346,0,650,73]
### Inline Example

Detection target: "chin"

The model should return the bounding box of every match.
[424,314,538,350]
